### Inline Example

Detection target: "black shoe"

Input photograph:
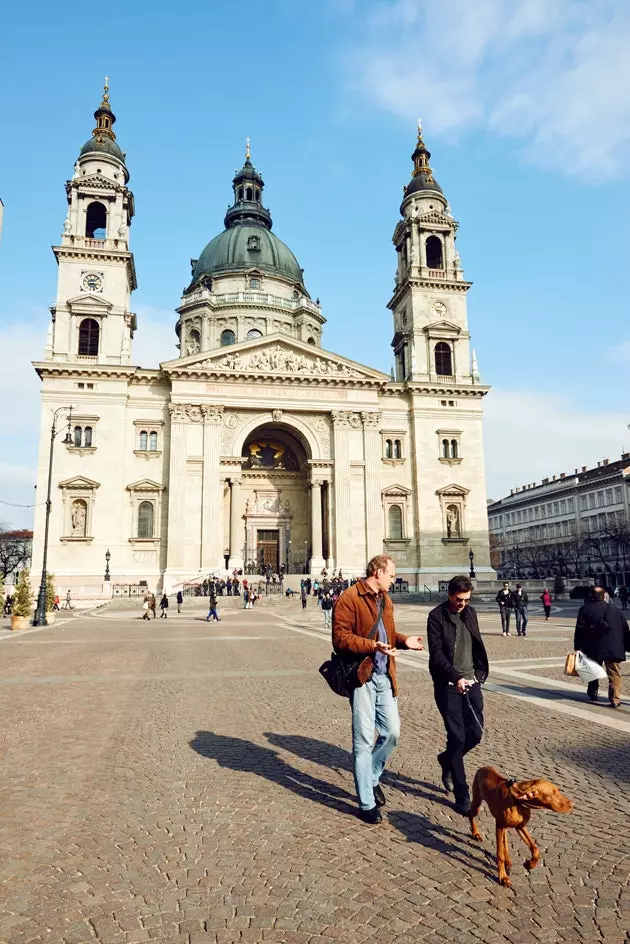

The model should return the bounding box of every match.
[373,784,386,807]
[454,797,471,816]
[587,690,598,703]
[609,702,620,709]
[358,806,382,824]
[438,755,454,793]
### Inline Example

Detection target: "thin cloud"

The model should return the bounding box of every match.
[344,0,630,178]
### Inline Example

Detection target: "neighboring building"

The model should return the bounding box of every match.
[488,455,630,583]
[32,90,492,594]
[0,529,33,584]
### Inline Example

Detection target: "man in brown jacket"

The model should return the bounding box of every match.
[332,554,424,823]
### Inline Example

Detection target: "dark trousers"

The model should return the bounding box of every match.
[435,683,484,802]
[543,605,551,619]
[499,608,511,633]
[515,608,527,635]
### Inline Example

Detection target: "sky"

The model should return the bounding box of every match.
[1,0,629,529]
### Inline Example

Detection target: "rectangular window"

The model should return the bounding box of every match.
[553,501,559,515]
[605,489,613,505]
[560,500,566,514]
[568,498,574,512]
[615,486,622,503]
[588,494,595,509]
[597,491,604,507]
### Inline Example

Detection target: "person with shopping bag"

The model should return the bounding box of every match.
[573,586,630,708]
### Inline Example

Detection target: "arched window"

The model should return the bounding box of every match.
[384,439,393,459]
[246,187,253,200]
[434,342,452,376]
[74,426,82,447]
[255,189,260,202]
[238,187,244,200]
[139,430,148,450]
[149,431,158,451]
[442,438,450,458]
[246,329,262,340]
[450,439,458,459]
[78,318,99,356]
[84,426,93,447]
[393,440,402,459]
[137,501,154,538]
[388,505,403,540]
[307,337,316,345]
[220,329,236,346]
[426,235,443,268]
[85,202,107,239]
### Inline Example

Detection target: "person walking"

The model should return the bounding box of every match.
[574,586,630,708]
[63,590,73,610]
[511,583,529,636]
[619,586,629,611]
[148,592,157,619]
[427,574,489,815]
[540,588,552,620]
[332,554,424,824]
[142,596,150,620]
[206,592,221,622]
[300,585,308,610]
[159,593,169,618]
[496,582,512,636]
[321,591,333,628]
[176,590,183,613]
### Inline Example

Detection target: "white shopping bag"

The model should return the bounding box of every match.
[575,650,608,684]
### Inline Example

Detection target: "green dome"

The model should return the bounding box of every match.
[79,135,126,162]
[192,223,304,286]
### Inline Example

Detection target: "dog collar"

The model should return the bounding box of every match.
[505,779,515,788]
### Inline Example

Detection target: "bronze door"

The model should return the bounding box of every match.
[257,530,279,572]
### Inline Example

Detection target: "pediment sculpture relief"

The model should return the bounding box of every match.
[206,345,360,378]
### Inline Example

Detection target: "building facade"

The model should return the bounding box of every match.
[32,91,492,594]
[488,455,630,583]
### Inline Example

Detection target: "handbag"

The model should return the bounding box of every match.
[575,650,608,684]
[319,597,384,698]
[564,651,578,676]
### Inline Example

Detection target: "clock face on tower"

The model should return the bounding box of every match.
[82,273,103,293]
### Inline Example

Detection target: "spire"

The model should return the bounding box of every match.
[224,144,272,231]
[411,118,434,182]
[91,77,117,142]
[245,136,251,161]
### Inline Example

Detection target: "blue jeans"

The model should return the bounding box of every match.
[515,608,528,634]
[351,673,400,810]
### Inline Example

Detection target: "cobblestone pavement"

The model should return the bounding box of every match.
[1,599,630,944]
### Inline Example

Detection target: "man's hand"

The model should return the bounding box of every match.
[404,635,424,651]
[374,641,397,657]
[456,678,472,694]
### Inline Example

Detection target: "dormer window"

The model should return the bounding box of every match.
[249,277,261,289]
[247,235,260,252]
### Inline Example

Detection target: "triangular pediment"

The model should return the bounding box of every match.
[126,478,165,492]
[382,484,412,497]
[418,210,455,227]
[436,483,470,497]
[423,320,461,336]
[161,333,389,382]
[66,294,113,314]
[58,475,101,490]
[72,173,121,192]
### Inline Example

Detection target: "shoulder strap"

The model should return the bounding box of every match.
[366,595,385,641]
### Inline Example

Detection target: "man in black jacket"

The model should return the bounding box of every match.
[427,574,489,814]
[574,586,630,708]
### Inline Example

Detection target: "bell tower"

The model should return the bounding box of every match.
[45,81,137,365]
[388,121,476,386]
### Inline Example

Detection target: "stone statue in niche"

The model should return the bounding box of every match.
[186,336,200,356]
[71,500,87,537]
[446,504,460,539]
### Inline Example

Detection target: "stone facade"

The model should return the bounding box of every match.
[32,100,493,593]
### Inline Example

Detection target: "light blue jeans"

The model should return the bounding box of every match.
[351,673,400,810]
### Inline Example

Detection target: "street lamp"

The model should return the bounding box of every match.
[468,548,476,579]
[33,406,74,626]
[104,549,111,582]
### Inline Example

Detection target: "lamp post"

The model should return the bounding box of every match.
[33,406,73,626]
[468,548,476,579]
[104,549,111,582]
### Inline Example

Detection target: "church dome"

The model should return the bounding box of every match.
[405,171,443,196]
[79,135,125,162]
[187,144,306,291]
[77,82,128,172]
[402,123,444,205]
[192,224,304,285]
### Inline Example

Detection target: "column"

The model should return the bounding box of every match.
[201,405,224,571]
[362,412,383,561]
[165,404,188,572]
[331,411,355,572]
[309,481,325,573]
[228,478,244,572]
[325,480,335,570]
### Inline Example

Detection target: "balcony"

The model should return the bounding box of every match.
[182,290,322,316]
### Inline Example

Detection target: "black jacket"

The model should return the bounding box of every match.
[511,589,529,609]
[496,589,513,608]
[574,602,630,663]
[427,601,489,688]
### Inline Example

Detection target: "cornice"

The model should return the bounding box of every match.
[166,366,383,388]
[33,361,138,381]
[388,275,471,309]
[406,382,490,398]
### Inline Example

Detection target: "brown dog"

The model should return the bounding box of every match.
[468,766,573,888]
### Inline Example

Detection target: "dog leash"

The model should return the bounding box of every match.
[464,688,515,785]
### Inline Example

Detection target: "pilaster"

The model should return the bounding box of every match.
[331,410,360,571]
[362,411,383,560]
[165,404,188,570]
[201,405,224,571]
[228,477,244,572]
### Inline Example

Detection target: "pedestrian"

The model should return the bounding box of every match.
[540,588,552,620]
[149,592,157,619]
[206,592,220,621]
[159,593,169,618]
[321,591,333,628]
[574,586,630,708]
[3,594,12,616]
[427,574,489,815]
[619,586,629,611]
[176,590,183,613]
[142,597,150,620]
[332,554,424,824]
[511,583,529,636]
[63,589,73,610]
[300,586,307,610]
[53,594,60,611]
[496,582,512,636]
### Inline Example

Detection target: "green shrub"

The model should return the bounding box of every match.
[12,568,34,618]
[45,573,56,612]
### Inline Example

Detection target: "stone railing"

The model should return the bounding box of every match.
[182,290,321,316]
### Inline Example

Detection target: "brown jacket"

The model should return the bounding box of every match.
[332,579,410,696]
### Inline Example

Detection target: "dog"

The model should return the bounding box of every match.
[468,766,573,888]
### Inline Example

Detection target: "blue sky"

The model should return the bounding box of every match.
[1,0,629,528]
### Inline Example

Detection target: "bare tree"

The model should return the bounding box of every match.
[0,527,32,580]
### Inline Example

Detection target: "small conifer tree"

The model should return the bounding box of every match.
[12,568,34,618]
[45,573,56,612]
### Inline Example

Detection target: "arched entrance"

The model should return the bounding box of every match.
[229,423,327,575]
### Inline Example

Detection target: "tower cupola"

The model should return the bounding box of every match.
[224,139,272,230]
[402,120,444,205]
[78,79,128,178]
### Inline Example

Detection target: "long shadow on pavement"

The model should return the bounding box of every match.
[190,730,357,815]
[388,810,495,879]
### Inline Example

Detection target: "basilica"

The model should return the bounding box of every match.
[32,85,493,594]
